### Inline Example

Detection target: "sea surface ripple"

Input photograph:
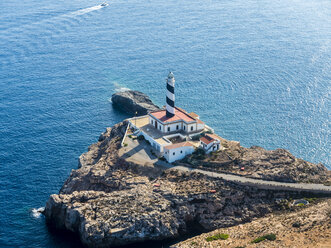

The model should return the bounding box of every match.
[0,0,330,247]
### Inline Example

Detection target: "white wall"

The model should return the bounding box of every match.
[188,123,196,133]
[200,141,221,154]
[197,123,204,131]
[140,131,163,152]
[164,145,194,163]
[164,122,182,133]
[149,116,165,132]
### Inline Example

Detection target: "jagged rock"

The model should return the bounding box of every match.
[185,143,329,184]
[111,90,160,116]
[172,199,331,248]
[45,93,330,247]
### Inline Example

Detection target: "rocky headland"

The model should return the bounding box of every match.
[44,90,331,247]
[111,90,160,116]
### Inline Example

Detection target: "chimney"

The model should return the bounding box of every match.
[166,72,175,117]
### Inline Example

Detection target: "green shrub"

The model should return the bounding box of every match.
[292,222,301,228]
[123,143,128,147]
[251,233,276,243]
[159,156,166,161]
[297,203,305,207]
[150,149,156,156]
[323,181,331,186]
[193,148,205,155]
[205,233,229,242]
[191,134,201,141]
[304,197,317,203]
[128,135,132,138]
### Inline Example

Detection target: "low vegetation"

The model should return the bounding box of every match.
[191,148,206,160]
[205,233,229,242]
[304,197,317,203]
[251,233,276,243]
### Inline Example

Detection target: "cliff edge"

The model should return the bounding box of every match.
[44,90,330,247]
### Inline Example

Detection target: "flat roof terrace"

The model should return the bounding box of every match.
[129,115,207,146]
[129,116,170,146]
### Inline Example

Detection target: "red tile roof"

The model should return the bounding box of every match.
[164,141,193,150]
[206,133,221,141]
[200,136,214,145]
[150,107,195,123]
[188,112,199,118]
[196,118,204,124]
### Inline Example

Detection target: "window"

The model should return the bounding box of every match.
[151,120,153,124]
[191,126,193,131]
[173,152,175,155]
[183,126,186,130]
[176,125,179,130]
[168,127,170,132]
[159,126,161,130]
[180,150,183,153]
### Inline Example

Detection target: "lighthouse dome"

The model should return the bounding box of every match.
[168,72,174,78]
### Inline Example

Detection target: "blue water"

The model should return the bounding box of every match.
[0,0,330,246]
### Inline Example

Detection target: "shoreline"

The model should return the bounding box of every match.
[43,90,331,247]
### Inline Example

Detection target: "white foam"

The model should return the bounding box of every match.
[62,5,104,18]
[113,82,131,92]
[31,207,45,218]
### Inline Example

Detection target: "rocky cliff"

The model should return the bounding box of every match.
[44,90,330,247]
[182,141,329,184]
[111,90,160,116]
[172,198,331,248]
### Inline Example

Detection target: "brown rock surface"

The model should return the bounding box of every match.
[183,140,329,184]
[44,120,330,247]
[172,199,331,248]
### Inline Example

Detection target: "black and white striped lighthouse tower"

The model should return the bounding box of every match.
[166,72,175,117]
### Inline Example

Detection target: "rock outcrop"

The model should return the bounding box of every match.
[183,140,329,184]
[45,91,330,247]
[44,121,330,247]
[111,90,160,116]
[173,198,331,248]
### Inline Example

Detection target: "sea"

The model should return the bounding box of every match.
[0,0,330,247]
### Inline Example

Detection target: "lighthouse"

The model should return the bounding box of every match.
[166,72,175,117]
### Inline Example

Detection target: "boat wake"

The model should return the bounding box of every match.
[61,5,105,19]
[30,207,45,218]
[0,4,107,66]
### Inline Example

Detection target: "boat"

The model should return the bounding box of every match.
[100,2,108,6]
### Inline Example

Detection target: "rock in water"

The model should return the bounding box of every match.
[111,90,160,116]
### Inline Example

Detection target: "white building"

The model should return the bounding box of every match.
[149,107,205,135]
[164,142,194,163]
[128,72,210,163]
[200,133,221,154]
